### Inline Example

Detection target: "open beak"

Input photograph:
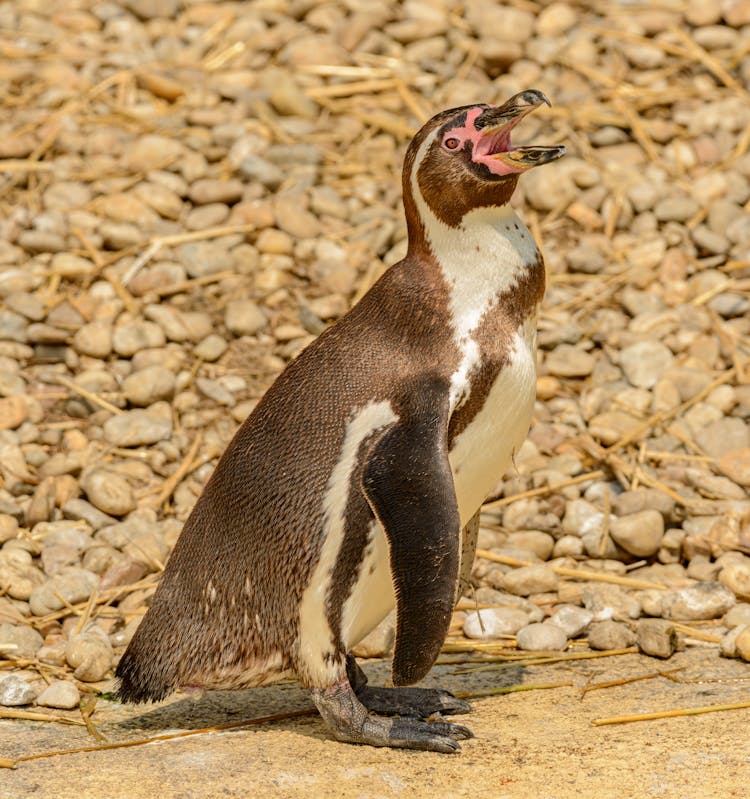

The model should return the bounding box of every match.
[472,90,565,173]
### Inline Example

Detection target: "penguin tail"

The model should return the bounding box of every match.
[115,646,175,704]
[114,616,180,704]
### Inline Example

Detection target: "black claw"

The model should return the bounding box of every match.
[357,685,472,719]
[388,718,467,753]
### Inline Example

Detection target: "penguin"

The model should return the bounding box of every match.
[116,89,566,753]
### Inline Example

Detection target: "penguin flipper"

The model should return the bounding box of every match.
[362,392,459,687]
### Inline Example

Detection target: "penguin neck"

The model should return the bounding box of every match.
[406,174,543,343]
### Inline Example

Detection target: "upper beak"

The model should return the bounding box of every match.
[475,90,551,134]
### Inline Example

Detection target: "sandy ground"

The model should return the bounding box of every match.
[3,647,749,799]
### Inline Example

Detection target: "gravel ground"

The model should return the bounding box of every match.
[1,0,750,792]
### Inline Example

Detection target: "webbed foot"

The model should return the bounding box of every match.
[310,680,472,753]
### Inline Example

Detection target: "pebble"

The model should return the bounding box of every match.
[29,568,99,616]
[735,627,750,662]
[80,468,136,516]
[515,622,568,651]
[189,179,244,206]
[103,405,173,447]
[122,366,176,407]
[582,584,641,622]
[463,607,531,639]
[0,396,28,430]
[588,620,637,650]
[72,322,113,359]
[112,321,166,357]
[718,449,750,486]
[724,604,750,629]
[547,605,593,638]
[65,626,113,682]
[225,300,267,337]
[193,334,228,362]
[620,341,674,389]
[544,345,595,378]
[662,582,736,621]
[719,560,750,597]
[636,619,677,658]
[502,564,559,596]
[720,623,746,658]
[0,623,43,658]
[609,510,664,557]
[35,680,80,709]
[0,548,45,600]
[0,674,37,706]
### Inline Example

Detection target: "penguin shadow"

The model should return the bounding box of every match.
[116,659,524,738]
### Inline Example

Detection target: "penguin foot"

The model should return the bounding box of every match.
[357,685,471,719]
[310,680,473,753]
[346,654,471,719]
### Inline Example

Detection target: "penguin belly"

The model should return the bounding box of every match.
[339,521,396,651]
[449,324,537,525]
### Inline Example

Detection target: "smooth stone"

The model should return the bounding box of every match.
[189,179,244,205]
[463,607,531,639]
[735,626,750,662]
[0,623,43,658]
[610,510,664,557]
[225,300,266,337]
[720,623,747,658]
[547,605,593,638]
[545,345,595,378]
[112,321,166,357]
[102,405,172,447]
[636,619,677,658]
[62,499,117,531]
[724,604,750,628]
[0,396,28,430]
[695,419,750,459]
[0,674,37,706]
[661,582,736,620]
[64,627,113,682]
[0,514,19,543]
[72,322,113,358]
[515,622,568,652]
[35,680,81,709]
[0,549,45,600]
[80,468,136,516]
[122,366,176,407]
[620,341,674,388]
[193,334,228,362]
[718,449,750,487]
[506,531,555,561]
[612,488,675,520]
[28,568,99,616]
[588,620,636,650]
[502,564,559,596]
[582,584,641,621]
[719,560,750,597]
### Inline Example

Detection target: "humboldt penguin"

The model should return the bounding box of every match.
[116,89,566,753]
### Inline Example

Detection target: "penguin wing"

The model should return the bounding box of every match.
[361,384,460,686]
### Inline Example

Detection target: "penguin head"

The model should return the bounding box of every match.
[404,90,566,229]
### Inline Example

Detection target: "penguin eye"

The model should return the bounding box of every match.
[444,137,461,150]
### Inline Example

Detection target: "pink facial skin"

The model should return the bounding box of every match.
[440,106,530,176]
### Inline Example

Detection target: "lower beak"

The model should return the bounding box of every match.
[493,145,566,170]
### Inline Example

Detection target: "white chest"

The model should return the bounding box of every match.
[449,320,538,524]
